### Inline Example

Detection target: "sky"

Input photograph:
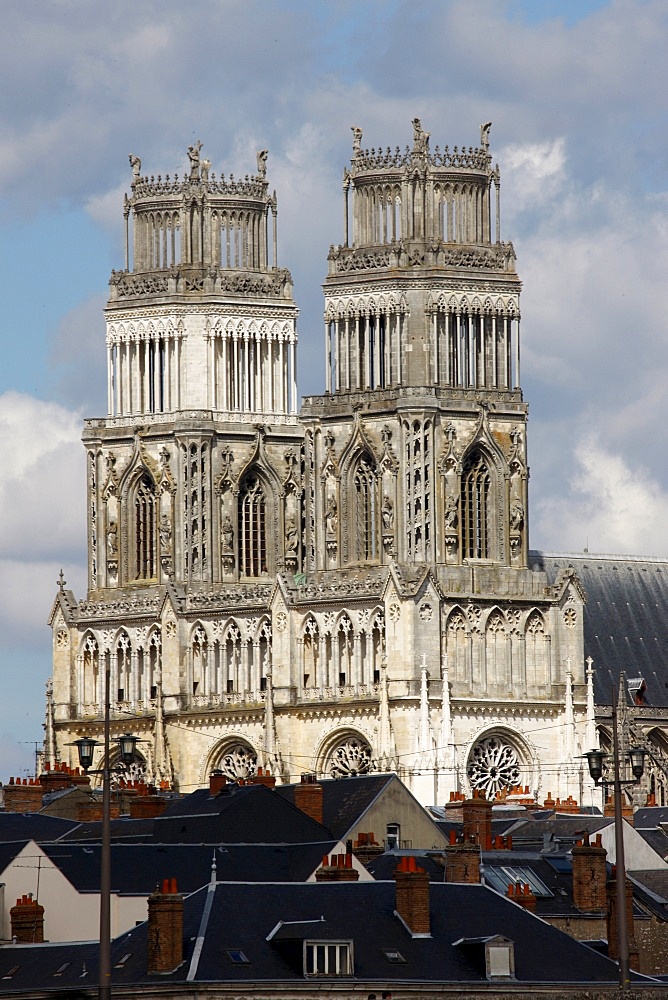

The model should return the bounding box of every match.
[1,0,667,779]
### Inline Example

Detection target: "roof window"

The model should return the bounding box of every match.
[483,864,552,897]
[304,941,353,976]
[226,949,250,964]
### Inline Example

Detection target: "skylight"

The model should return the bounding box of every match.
[483,865,552,897]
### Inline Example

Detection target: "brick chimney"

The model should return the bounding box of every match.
[315,852,360,881]
[394,856,430,935]
[352,831,384,866]
[445,831,480,883]
[462,790,492,850]
[247,766,277,789]
[130,792,168,819]
[148,878,184,974]
[293,773,324,826]
[3,778,44,813]
[507,882,537,913]
[209,770,227,796]
[572,832,607,912]
[607,870,639,972]
[10,895,44,943]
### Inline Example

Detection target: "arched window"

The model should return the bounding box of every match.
[238,475,267,577]
[132,472,157,580]
[461,450,491,559]
[354,456,378,561]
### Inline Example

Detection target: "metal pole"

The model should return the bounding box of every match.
[100,659,111,1000]
[611,683,630,992]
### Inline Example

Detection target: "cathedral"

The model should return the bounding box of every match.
[47,121,597,805]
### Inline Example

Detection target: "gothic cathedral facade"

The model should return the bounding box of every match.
[48,123,594,804]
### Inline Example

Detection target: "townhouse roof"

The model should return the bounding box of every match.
[275,773,411,840]
[0,880,628,992]
[32,841,339,894]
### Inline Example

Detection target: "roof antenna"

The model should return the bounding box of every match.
[584,537,589,554]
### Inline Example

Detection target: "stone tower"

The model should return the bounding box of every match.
[49,125,590,806]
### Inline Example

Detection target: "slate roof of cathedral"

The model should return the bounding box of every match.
[530,550,668,706]
[0,880,628,991]
[32,841,338,894]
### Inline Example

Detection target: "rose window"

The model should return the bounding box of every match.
[217,743,257,780]
[329,736,372,778]
[467,735,522,797]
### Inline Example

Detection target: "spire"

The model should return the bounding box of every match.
[152,669,173,786]
[416,656,434,763]
[377,658,396,769]
[262,670,284,778]
[564,657,575,764]
[585,656,597,751]
[42,679,57,769]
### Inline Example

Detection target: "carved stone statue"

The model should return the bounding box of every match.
[188,140,202,180]
[159,514,171,553]
[325,497,338,535]
[107,520,118,557]
[256,149,268,177]
[444,494,458,530]
[201,158,211,182]
[412,118,430,154]
[510,497,524,531]
[351,126,363,153]
[221,515,234,553]
[285,516,298,553]
[129,153,141,179]
[382,496,394,530]
[480,121,492,149]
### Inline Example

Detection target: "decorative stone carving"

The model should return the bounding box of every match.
[467,734,522,797]
[329,735,372,777]
[221,514,235,573]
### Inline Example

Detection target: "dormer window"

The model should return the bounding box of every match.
[304,941,353,976]
[454,934,515,981]
[486,939,514,980]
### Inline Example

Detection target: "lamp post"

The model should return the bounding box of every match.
[71,660,139,1000]
[583,684,647,994]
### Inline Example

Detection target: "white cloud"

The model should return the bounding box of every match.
[501,139,567,211]
[0,393,85,562]
[533,433,668,556]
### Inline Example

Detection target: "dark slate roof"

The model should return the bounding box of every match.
[0,880,628,992]
[505,814,611,851]
[275,773,397,839]
[153,782,332,844]
[0,813,78,843]
[530,550,668,706]
[634,806,668,828]
[634,826,668,862]
[37,841,338,894]
[629,870,668,919]
[58,814,156,842]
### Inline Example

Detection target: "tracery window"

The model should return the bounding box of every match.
[467,733,523,797]
[133,472,157,579]
[327,734,372,777]
[214,741,258,780]
[353,457,378,561]
[238,475,267,576]
[461,450,491,559]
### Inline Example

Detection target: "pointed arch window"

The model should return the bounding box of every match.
[133,472,157,580]
[238,475,267,577]
[354,456,378,562]
[461,450,491,559]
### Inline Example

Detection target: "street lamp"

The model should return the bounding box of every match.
[583,684,646,994]
[71,718,140,1000]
